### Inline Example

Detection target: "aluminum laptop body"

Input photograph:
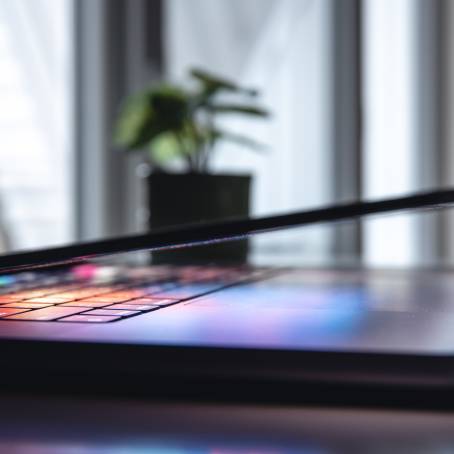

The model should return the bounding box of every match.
[1,190,454,408]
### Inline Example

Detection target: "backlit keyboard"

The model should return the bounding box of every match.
[0,264,270,323]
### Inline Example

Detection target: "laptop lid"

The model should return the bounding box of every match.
[0,188,453,273]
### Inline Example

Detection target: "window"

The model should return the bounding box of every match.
[362,0,441,266]
[165,0,338,265]
[164,0,443,266]
[0,0,73,251]
[69,0,445,268]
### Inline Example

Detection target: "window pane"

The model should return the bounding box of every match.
[362,0,419,266]
[165,0,336,265]
[0,0,73,251]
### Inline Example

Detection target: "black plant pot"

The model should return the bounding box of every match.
[148,173,251,264]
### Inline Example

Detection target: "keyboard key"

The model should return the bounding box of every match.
[140,283,179,295]
[85,286,124,294]
[79,295,133,303]
[52,290,106,299]
[0,302,55,308]
[59,314,121,323]
[99,290,148,299]
[55,286,124,300]
[60,301,113,308]
[9,289,54,298]
[84,309,140,316]
[127,298,177,307]
[0,307,30,317]
[105,303,160,311]
[58,287,123,299]
[5,306,86,321]
[50,291,86,298]
[2,293,34,300]
[14,286,77,298]
[24,297,75,303]
[0,295,24,302]
[151,284,220,299]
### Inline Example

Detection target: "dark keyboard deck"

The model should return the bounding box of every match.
[0,265,269,323]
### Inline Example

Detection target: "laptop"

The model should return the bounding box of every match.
[1,189,454,408]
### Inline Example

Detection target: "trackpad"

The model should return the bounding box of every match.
[177,279,454,353]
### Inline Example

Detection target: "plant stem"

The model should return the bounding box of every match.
[188,121,204,173]
[201,106,216,173]
[175,132,196,172]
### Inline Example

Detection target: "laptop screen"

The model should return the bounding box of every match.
[0,189,451,273]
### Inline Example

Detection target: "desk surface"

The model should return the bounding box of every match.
[1,394,454,453]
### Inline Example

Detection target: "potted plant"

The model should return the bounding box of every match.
[114,68,269,264]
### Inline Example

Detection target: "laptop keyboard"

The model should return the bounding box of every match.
[0,265,270,323]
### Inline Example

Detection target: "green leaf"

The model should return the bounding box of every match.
[182,121,204,152]
[207,103,269,117]
[190,67,258,97]
[114,67,271,173]
[191,68,237,90]
[148,122,202,167]
[114,91,155,149]
[114,84,192,150]
[150,84,189,130]
[148,131,183,165]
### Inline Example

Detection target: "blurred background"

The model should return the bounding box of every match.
[0,0,452,268]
